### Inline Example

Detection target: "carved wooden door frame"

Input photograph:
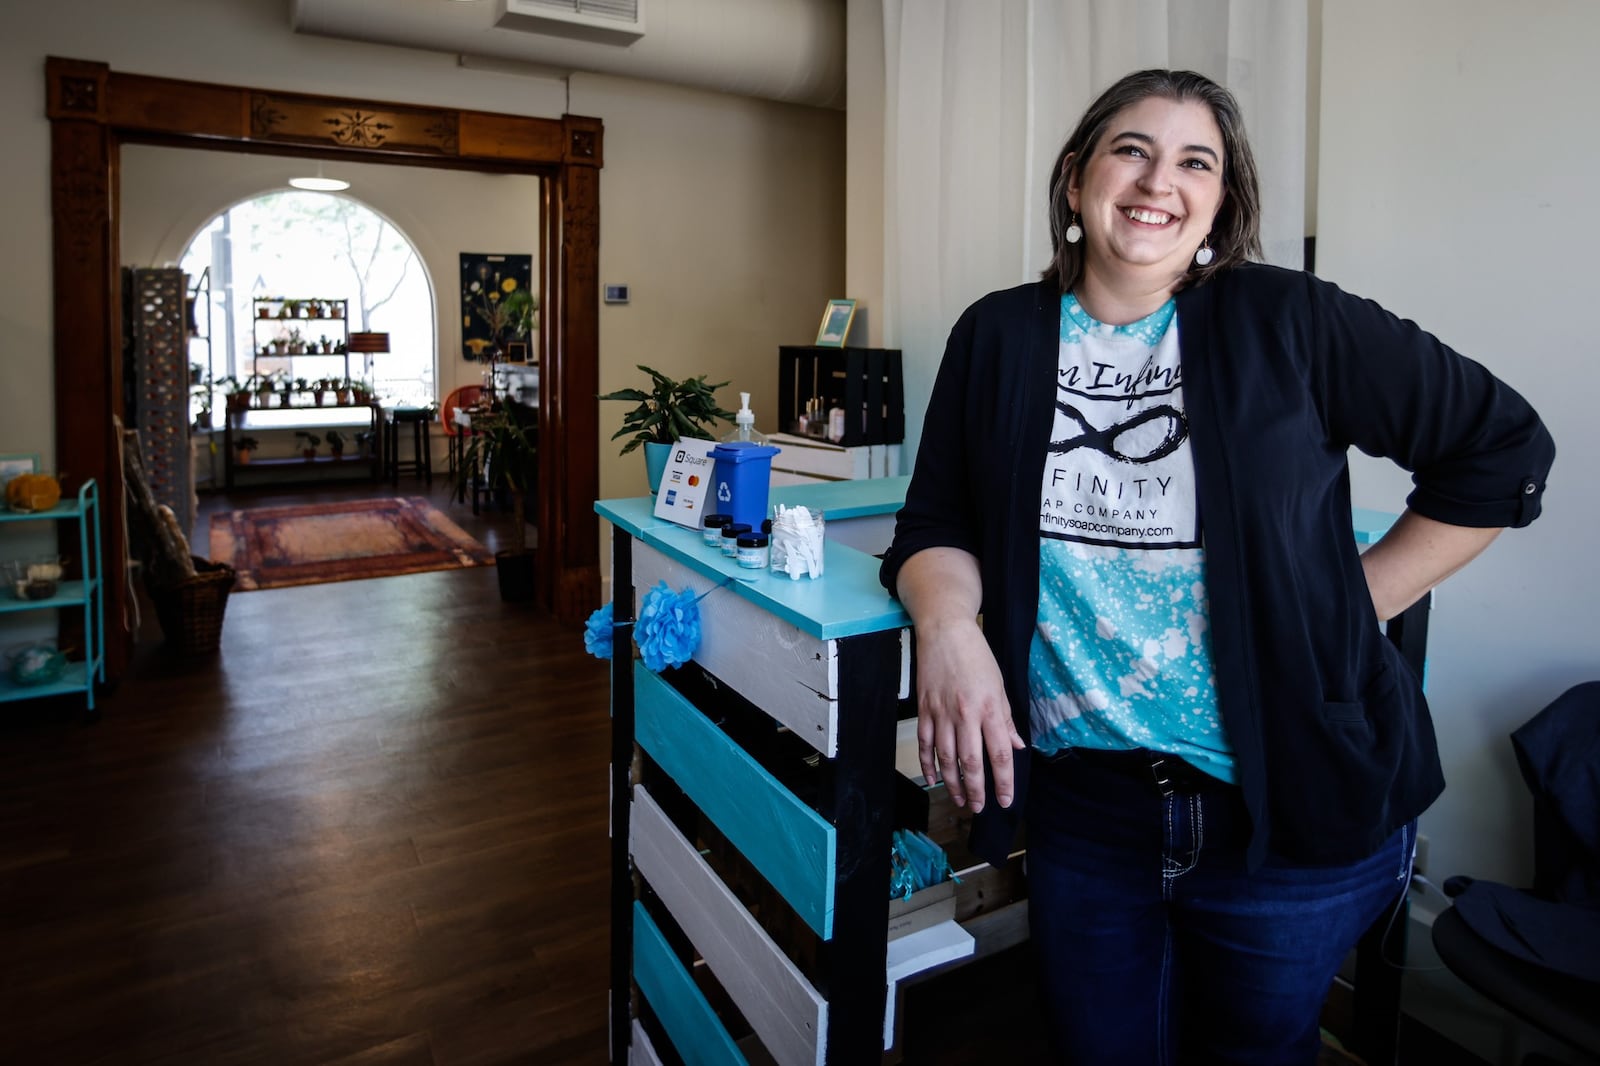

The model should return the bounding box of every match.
[46,57,601,678]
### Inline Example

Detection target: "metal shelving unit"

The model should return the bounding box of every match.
[0,481,105,712]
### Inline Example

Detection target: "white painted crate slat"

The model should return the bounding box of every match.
[634,541,840,757]
[632,785,828,1066]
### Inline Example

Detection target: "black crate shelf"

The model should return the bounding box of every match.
[777,345,905,449]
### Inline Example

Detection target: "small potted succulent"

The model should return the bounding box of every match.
[294,431,321,460]
[325,429,347,459]
[234,436,260,464]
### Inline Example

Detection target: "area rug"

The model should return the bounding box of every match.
[209,497,495,591]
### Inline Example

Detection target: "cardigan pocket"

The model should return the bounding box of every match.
[1323,701,1368,724]
[1320,661,1395,725]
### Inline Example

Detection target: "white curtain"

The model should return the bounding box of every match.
[881,0,1308,464]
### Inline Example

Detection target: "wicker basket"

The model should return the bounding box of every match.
[148,557,236,655]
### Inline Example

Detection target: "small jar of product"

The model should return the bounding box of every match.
[736,531,770,570]
[719,523,752,558]
[702,513,732,548]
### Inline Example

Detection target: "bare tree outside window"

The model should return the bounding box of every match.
[182,191,436,407]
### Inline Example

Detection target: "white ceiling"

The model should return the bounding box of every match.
[290,0,846,108]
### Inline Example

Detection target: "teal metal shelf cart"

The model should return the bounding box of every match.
[0,480,105,712]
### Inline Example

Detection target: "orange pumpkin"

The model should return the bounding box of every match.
[5,473,61,513]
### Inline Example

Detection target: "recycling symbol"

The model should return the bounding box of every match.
[718,482,732,502]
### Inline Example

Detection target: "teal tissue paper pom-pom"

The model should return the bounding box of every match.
[583,601,615,661]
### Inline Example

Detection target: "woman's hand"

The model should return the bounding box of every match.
[914,617,1025,812]
[895,547,1025,813]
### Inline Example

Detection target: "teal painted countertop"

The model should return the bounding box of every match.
[597,480,1400,638]
[597,480,911,640]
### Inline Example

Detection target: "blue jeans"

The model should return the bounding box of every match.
[1026,750,1413,1065]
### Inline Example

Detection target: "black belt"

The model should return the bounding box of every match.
[1051,746,1230,798]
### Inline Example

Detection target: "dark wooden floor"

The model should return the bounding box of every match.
[0,475,1495,1066]
[0,478,613,1065]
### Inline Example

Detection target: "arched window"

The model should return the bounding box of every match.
[181,191,436,410]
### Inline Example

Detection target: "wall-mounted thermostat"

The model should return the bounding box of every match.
[604,284,630,304]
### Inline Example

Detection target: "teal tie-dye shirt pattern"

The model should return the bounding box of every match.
[1028,294,1235,782]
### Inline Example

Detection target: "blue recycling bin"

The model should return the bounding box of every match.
[709,441,780,531]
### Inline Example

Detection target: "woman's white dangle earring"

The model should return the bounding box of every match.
[1065,213,1083,245]
[1194,237,1214,266]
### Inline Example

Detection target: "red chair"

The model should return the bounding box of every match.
[441,385,484,478]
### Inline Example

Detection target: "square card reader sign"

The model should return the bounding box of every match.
[653,439,717,528]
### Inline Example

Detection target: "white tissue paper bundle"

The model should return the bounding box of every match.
[770,505,825,580]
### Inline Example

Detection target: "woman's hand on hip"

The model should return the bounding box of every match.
[915,617,1024,813]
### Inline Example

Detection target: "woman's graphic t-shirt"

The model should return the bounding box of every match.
[1028,293,1235,782]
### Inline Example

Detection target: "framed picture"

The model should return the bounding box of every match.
[504,341,529,363]
[0,453,40,510]
[460,252,533,361]
[815,298,857,348]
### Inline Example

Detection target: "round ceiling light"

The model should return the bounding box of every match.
[288,175,351,191]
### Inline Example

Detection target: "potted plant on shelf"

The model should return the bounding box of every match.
[457,407,538,602]
[216,375,249,414]
[599,365,735,493]
[294,431,321,460]
[325,429,347,459]
[234,436,260,464]
[191,367,214,430]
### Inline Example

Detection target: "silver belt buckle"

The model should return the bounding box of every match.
[1149,756,1177,799]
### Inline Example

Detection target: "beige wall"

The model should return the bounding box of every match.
[575,71,844,510]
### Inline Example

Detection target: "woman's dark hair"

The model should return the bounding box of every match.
[1042,69,1263,294]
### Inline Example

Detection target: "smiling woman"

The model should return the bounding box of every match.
[881,67,1553,1066]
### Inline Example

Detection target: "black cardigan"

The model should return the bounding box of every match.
[881,264,1555,869]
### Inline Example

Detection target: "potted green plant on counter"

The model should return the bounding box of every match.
[457,407,538,602]
[294,431,321,460]
[598,365,734,493]
[234,436,260,464]
[325,429,347,459]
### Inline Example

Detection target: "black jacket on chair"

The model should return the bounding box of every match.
[1446,681,1600,982]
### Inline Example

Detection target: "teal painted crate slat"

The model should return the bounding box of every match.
[635,663,836,939]
[633,903,748,1066]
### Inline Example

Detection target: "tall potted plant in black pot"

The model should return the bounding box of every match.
[457,406,538,601]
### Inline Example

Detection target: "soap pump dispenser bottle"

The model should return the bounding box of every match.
[722,392,769,445]
[710,392,782,531]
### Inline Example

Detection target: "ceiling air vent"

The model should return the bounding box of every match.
[497,0,646,44]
